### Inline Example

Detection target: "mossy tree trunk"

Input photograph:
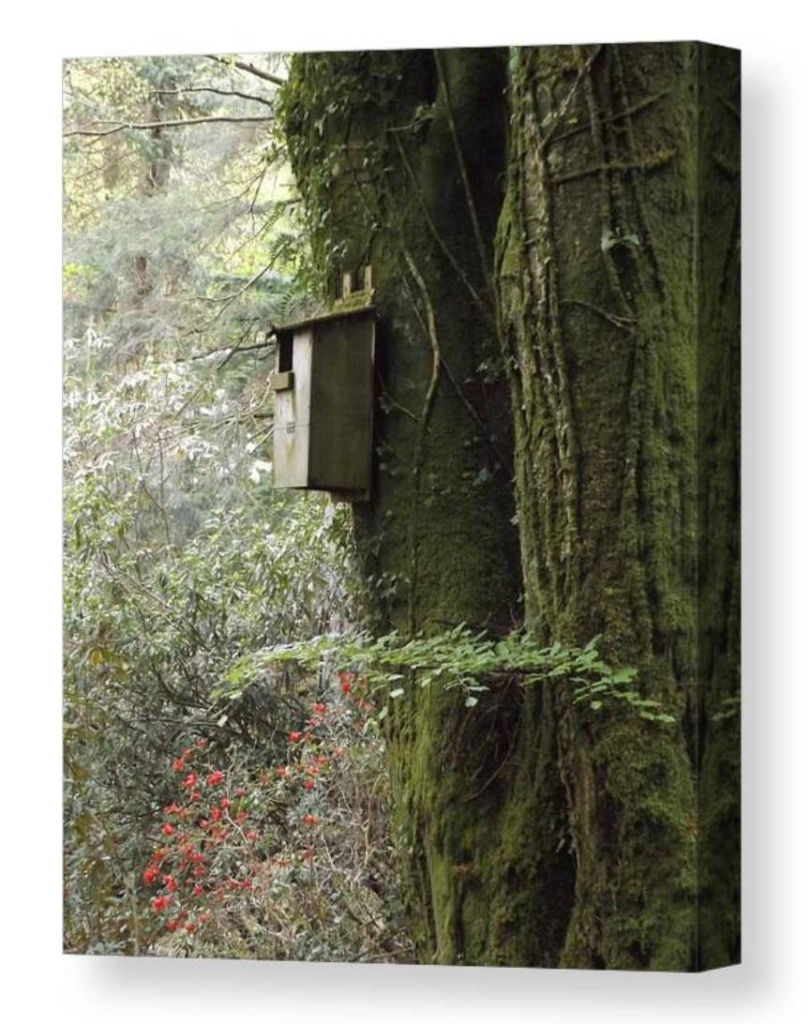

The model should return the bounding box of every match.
[283,41,739,970]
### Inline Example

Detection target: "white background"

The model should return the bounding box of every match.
[2,1,807,1021]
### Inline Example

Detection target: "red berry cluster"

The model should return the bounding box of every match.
[141,741,256,937]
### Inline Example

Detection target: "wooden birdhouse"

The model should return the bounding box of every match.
[270,268,376,501]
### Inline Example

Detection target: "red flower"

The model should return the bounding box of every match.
[310,703,327,715]
[182,772,197,791]
[302,814,318,826]
[162,874,177,893]
[207,770,224,787]
[173,749,192,771]
[163,803,180,816]
[161,823,175,837]
[303,780,315,792]
[275,767,289,779]
[210,808,221,822]
[287,731,303,743]
[192,884,204,897]
[151,895,172,912]
[166,918,179,932]
[220,797,231,810]
[142,865,160,885]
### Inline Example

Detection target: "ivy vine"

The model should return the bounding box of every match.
[217,625,678,727]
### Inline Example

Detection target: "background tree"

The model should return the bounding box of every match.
[282,42,740,970]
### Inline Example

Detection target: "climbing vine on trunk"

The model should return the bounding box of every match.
[282,41,739,971]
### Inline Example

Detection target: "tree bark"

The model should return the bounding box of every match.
[283,41,740,970]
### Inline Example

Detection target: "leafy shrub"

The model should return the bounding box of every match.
[62,335,370,954]
[141,677,412,962]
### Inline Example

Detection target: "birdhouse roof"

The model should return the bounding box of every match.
[274,303,375,338]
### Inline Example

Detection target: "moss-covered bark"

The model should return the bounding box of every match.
[284,49,560,965]
[695,44,741,970]
[496,42,739,969]
[282,42,739,970]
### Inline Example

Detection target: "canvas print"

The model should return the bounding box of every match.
[63,43,740,970]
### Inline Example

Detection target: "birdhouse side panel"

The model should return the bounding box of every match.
[308,316,374,493]
[272,328,313,488]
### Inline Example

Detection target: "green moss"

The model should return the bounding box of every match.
[284,42,739,972]
[496,43,738,970]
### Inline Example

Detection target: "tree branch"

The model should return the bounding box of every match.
[198,259,277,305]
[154,86,275,109]
[174,337,275,363]
[64,115,273,138]
[205,55,286,87]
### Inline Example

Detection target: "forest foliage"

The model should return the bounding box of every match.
[62,53,411,959]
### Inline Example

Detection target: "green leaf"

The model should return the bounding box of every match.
[609,667,638,685]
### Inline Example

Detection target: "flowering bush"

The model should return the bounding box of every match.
[61,341,366,953]
[141,676,413,962]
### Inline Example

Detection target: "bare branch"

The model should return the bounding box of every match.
[199,259,277,305]
[154,86,275,109]
[175,338,276,363]
[205,55,286,87]
[64,115,273,138]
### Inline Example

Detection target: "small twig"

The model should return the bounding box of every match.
[199,260,277,305]
[539,44,603,152]
[552,150,676,186]
[439,357,511,475]
[376,366,419,423]
[560,298,637,331]
[549,88,670,147]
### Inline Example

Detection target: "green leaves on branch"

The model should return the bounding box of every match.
[217,626,678,727]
